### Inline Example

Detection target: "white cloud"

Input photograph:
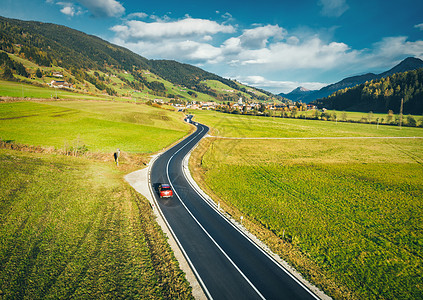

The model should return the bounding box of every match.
[318,0,349,17]
[58,2,75,16]
[112,38,223,64]
[111,17,235,40]
[77,0,124,17]
[56,2,84,17]
[127,12,148,19]
[235,75,327,94]
[414,23,423,31]
[231,34,358,70]
[239,25,286,49]
[60,6,75,16]
[370,36,423,63]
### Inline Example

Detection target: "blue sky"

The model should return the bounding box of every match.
[2,0,423,93]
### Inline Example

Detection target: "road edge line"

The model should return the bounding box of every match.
[182,143,331,300]
[125,151,207,300]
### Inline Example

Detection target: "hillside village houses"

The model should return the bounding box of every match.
[48,80,73,89]
[169,97,317,112]
[52,72,63,78]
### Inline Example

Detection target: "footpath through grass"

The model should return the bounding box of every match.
[0,149,193,299]
[190,110,423,299]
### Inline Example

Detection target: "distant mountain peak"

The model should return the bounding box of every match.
[284,57,423,103]
[380,57,423,78]
[292,86,310,93]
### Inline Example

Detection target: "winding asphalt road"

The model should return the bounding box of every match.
[150,122,320,300]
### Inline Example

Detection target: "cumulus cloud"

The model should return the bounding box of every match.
[318,0,349,17]
[111,17,235,40]
[77,0,124,17]
[127,12,148,19]
[365,36,423,67]
[59,3,76,16]
[111,20,360,71]
[217,25,358,71]
[238,25,286,49]
[56,1,84,17]
[235,75,327,94]
[111,38,223,64]
[415,23,423,31]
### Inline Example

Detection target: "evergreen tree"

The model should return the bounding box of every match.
[2,66,14,80]
[36,68,43,78]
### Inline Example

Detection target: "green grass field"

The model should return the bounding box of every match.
[0,99,194,298]
[0,80,105,100]
[190,110,423,299]
[0,101,191,153]
[189,109,423,138]
[0,149,192,299]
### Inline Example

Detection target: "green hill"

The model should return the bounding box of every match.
[314,68,423,114]
[0,16,275,103]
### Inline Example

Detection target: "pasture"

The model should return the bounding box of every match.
[190,110,423,299]
[0,149,192,299]
[189,109,423,138]
[0,100,191,153]
[0,100,194,298]
[0,80,104,100]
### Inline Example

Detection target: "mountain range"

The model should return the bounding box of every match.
[1,15,422,109]
[279,57,423,103]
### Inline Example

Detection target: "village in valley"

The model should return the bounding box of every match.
[169,97,317,115]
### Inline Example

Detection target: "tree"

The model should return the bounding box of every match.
[36,68,43,78]
[406,115,416,127]
[2,66,14,80]
[312,109,320,119]
[387,110,394,123]
[367,111,374,123]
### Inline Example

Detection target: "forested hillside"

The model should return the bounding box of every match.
[314,68,423,114]
[0,16,150,71]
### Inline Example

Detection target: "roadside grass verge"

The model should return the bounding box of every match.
[190,110,423,299]
[0,101,191,154]
[0,149,193,299]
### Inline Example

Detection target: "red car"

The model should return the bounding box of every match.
[159,184,173,198]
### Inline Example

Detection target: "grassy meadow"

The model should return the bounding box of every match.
[0,101,191,153]
[0,149,192,299]
[190,110,423,299]
[0,99,194,298]
[0,80,106,100]
[189,109,423,138]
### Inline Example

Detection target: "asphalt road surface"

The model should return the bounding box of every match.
[150,122,319,300]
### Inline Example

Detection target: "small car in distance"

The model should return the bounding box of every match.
[158,183,173,198]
